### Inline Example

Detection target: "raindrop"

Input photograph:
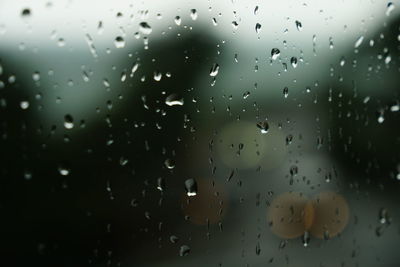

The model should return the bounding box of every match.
[340,57,346,66]
[377,110,385,123]
[58,165,70,176]
[32,71,40,81]
[174,16,181,26]
[295,20,302,31]
[114,36,125,48]
[386,2,395,16]
[24,170,32,180]
[131,62,139,77]
[20,100,29,110]
[302,231,310,247]
[184,178,197,196]
[165,94,184,106]
[379,208,390,225]
[170,235,179,243]
[179,245,190,256]
[153,71,162,81]
[290,57,298,68]
[21,8,31,17]
[254,6,259,15]
[157,177,165,191]
[232,21,239,30]
[285,134,293,145]
[271,48,280,60]
[283,87,289,98]
[257,120,269,134]
[164,158,175,169]
[354,36,364,48]
[290,165,298,176]
[139,22,152,34]
[57,38,65,47]
[64,114,74,129]
[190,9,198,20]
[255,23,262,34]
[209,63,220,77]
[390,102,399,112]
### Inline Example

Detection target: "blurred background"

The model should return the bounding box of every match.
[0,0,400,266]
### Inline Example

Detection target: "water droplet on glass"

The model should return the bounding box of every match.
[290,165,298,176]
[165,94,184,106]
[209,63,219,77]
[257,120,269,134]
[114,36,125,48]
[21,8,31,17]
[179,245,190,256]
[255,23,262,34]
[157,177,165,191]
[170,235,179,243]
[174,16,181,26]
[386,2,395,16]
[139,22,152,34]
[58,165,70,176]
[286,134,293,145]
[377,110,385,123]
[64,114,74,129]
[379,208,390,225]
[190,9,198,20]
[340,56,346,66]
[164,158,175,169]
[354,36,364,48]
[24,170,32,180]
[232,21,239,30]
[295,20,302,31]
[32,71,40,81]
[271,48,280,60]
[184,178,197,196]
[153,71,162,81]
[302,231,310,247]
[20,100,29,110]
[290,57,298,68]
[254,6,259,15]
[283,87,289,98]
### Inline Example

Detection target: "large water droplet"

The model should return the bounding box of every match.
[157,177,165,191]
[32,71,40,81]
[21,8,31,17]
[290,57,298,68]
[139,22,152,34]
[254,6,259,15]
[302,231,310,247]
[283,87,289,98]
[64,114,74,129]
[354,36,364,48]
[295,20,303,31]
[271,48,280,60]
[190,9,198,20]
[174,16,182,26]
[153,71,162,81]
[257,120,269,134]
[209,63,220,77]
[165,94,184,106]
[386,2,395,16]
[114,36,125,48]
[184,178,197,196]
[255,23,262,34]
[179,245,190,256]
[164,158,176,169]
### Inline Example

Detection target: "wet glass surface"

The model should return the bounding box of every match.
[0,1,400,266]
